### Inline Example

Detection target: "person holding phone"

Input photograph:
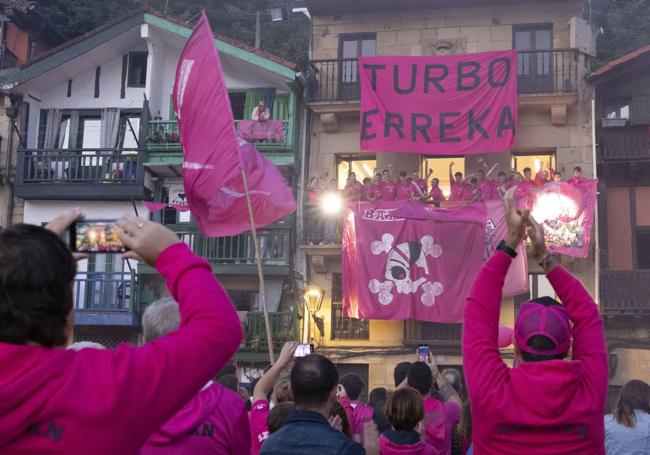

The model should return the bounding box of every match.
[0,210,243,453]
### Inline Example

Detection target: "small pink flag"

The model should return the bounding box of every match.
[172,12,295,237]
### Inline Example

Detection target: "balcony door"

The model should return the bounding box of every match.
[514,25,553,93]
[339,34,376,100]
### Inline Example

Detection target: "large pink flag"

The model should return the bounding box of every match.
[343,202,486,323]
[173,13,295,237]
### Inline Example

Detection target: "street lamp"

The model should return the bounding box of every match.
[303,286,325,343]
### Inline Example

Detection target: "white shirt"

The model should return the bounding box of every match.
[251,106,270,121]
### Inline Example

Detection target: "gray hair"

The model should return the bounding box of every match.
[142,297,180,343]
[67,341,106,351]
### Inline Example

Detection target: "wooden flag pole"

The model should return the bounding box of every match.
[241,167,275,364]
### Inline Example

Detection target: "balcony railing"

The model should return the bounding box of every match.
[303,205,341,245]
[0,46,17,70]
[15,148,149,200]
[600,270,650,314]
[600,126,650,161]
[403,321,463,348]
[147,119,292,153]
[307,50,582,102]
[242,310,299,351]
[73,272,135,312]
[171,226,291,266]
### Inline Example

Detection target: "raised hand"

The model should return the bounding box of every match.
[277,341,298,366]
[45,208,87,261]
[504,187,529,250]
[117,217,180,266]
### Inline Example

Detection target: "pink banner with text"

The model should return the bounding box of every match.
[359,51,518,155]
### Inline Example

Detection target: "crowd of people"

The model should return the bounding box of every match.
[0,191,647,454]
[308,163,587,209]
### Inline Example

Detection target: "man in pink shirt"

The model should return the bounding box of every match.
[567,166,587,185]
[396,171,414,201]
[410,170,429,202]
[463,188,607,454]
[381,170,397,201]
[364,173,382,201]
[0,211,243,454]
[249,342,297,454]
[140,298,251,454]
[338,374,375,437]
[429,178,446,206]
[448,162,469,202]
[344,173,363,202]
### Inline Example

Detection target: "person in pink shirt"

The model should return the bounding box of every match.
[410,170,430,202]
[429,178,446,206]
[476,163,499,200]
[381,170,397,201]
[495,171,513,200]
[448,162,469,202]
[249,342,297,454]
[553,172,562,182]
[140,298,251,455]
[467,177,482,202]
[463,188,607,454]
[396,172,414,201]
[0,210,243,454]
[338,374,375,437]
[379,387,435,455]
[364,173,383,202]
[344,173,364,202]
[567,166,587,185]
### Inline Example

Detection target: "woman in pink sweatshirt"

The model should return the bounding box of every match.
[462,189,607,454]
[0,210,243,454]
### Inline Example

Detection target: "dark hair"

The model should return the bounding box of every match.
[613,380,650,428]
[519,297,569,362]
[432,178,439,183]
[340,374,364,401]
[407,361,433,396]
[470,177,478,184]
[375,173,382,178]
[291,354,338,408]
[368,387,388,407]
[363,177,371,184]
[218,374,239,392]
[399,171,407,177]
[330,400,353,438]
[477,169,485,175]
[498,171,507,177]
[394,361,412,387]
[268,401,295,433]
[0,224,76,347]
[523,167,532,173]
[384,388,424,432]
[382,169,390,174]
[574,166,582,172]
[454,172,463,178]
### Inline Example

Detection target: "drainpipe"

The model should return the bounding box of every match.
[4,95,18,227]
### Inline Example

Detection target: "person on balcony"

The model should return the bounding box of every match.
[448,162,470,202]
[463,188,607,454]
[380,170,397,201]
[0,210,242,453]
[344,173,363,202]
[567,166,587,185]
[428,178,446,207]
[140,298,251,454]
[395,172,414,201]
[252,100,271,121]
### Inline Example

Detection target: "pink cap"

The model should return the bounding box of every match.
[514,299,571,356]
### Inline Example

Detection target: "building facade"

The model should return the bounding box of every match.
[0,11,302,368]
[590,46,650,409]
[296,0,597,392]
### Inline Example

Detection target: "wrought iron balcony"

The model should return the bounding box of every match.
[15,148,151,200]
[171,226,291,267]
[307,49,582,103]
[241,310,300,352]
[600,126,650,162]
[146,119,292,153]
[600,270,650,315]
[73,272,139,326]
[403,321,463,350]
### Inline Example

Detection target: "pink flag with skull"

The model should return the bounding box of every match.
[343,201,529,323]
[343,202,487,323]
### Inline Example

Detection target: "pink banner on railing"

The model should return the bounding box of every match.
[359,51,518,155]
[239,120,285,142]
[143,201,190,212]
[523,180,598,258]
[172,13,295,237]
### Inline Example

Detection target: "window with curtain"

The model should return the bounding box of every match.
[229,92,247,120]
[127,52,148,87]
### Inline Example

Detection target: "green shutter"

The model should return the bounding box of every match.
[244,89,263,119]
[630,95,650,125]
[273,94,289,120]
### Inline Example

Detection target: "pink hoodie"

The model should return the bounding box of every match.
[0,243,243,454]
[340,396,375,435]
[379,432,435,455]
[463,251,607,454]
[140,382,251,454]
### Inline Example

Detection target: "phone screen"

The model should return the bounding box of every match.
[294,344,313,358]
[417,345,429,363]
[71,220,126,253]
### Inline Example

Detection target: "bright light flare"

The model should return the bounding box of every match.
[531,192,579,222]
[304,288,322,299]
[321,191,343,215]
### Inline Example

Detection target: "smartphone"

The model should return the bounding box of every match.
[417,344,430,363]
[70,219,126,253]
[294,343,314,358]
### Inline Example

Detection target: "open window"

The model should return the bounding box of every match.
[421,156,466,199]
[127,52,148,88]
[336,155,376,190]
[511,151,556,175]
